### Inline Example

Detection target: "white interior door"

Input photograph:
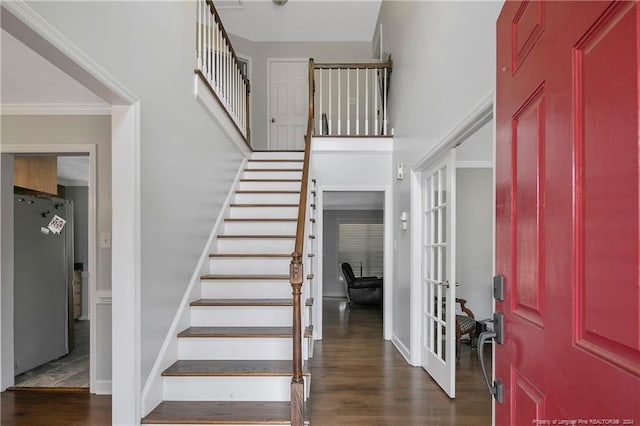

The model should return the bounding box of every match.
[421,149,456,397]
[269,60,308,151]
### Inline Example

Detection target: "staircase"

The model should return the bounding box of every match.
[143,151,312,425]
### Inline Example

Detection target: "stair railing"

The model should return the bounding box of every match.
[196,0,251,145]
[313,62,392,137]
[290,58,314,426]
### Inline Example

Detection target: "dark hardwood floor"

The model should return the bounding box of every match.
[0,298,491,425]
[0,388,111,425]
[309,297,492,426]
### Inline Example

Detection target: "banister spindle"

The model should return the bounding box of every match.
[356,68,360,136]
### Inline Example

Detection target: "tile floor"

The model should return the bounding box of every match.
[14,320,89,388]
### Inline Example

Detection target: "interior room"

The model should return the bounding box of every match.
[322,191,385,310]
[12,155,90,388]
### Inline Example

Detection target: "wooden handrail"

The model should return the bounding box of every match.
[314,62,392,70]
[290,58,314,426]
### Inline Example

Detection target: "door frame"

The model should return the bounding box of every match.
[1,144,97,387]
[409,93,494,370]
[266,57,309,150]
[1,2,142,424]
[315,186,394,341]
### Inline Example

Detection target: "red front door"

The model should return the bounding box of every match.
[496,1,640,424]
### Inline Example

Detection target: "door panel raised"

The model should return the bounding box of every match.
[496,1,640,424]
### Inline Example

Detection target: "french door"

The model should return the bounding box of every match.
[421,149,456,397]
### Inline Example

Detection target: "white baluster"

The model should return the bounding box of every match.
[215,21,219,92]
[328,68,332,136]
[383,67,388,135]
[346,68,350,136]
[197,0,202,70]
[356,68,360,136]
[207,7,211,80]
[365,68,369,135]
[317,69,322,135]
[375,67,379,136]
[337,68,341,135]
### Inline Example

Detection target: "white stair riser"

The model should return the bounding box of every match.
[242,171,302,180]
[238,181,301,191]
[234,192,300,204]
[200,281,292,299]
[215,238,295,254]
[162,376,299,402]
[251,152,303,160]
[209,257,291,275]
[178,337,292,360]
[246,162,303,170]
[228,206,299,219]
[223,221,296,235]
[191,306,292,327]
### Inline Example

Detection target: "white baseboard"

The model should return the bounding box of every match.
[140,159,246,416]
[94,379,112,395]
[391,333,415,366]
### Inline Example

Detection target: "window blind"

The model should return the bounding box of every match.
[338,223,384,277]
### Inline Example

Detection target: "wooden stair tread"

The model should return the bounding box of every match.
[209,253,291,258]
[244,168,302,172]
[162,360,309,377]
[235,190,300,194]
[201,274,290,280]
[178,326,313,338]
[178,327,293,338]
[240,179,301,182]
[248,159,304,163]
[191,298,292,307]
[216,235,295,239]
[142,400,307,424]
[230,203,298,208]
[224,218,297,222]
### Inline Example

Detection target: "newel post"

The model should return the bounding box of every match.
[290,251,304,426]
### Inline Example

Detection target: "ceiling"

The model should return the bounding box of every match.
[216,0,382,42]
[58,157,89,186]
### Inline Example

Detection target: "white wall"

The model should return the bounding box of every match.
[456,168,493,321]
[311,137,392,338]
[229,35,372,149]
[376,1,503,350]
[24,1,245,391]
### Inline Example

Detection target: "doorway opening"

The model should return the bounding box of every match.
[411,104,494,399]
[321,191,385,332]
[11,155,91,389]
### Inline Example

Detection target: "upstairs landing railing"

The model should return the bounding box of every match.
[313,62,392,137]
[196,0,250,145]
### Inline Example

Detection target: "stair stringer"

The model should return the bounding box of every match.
[140,159,247,416]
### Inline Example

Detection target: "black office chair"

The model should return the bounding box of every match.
[340,262,383,305]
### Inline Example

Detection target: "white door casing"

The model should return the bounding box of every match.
[268,59,308,151]
[421,149,456,398]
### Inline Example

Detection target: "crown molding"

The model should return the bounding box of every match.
[0,103,111,115]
